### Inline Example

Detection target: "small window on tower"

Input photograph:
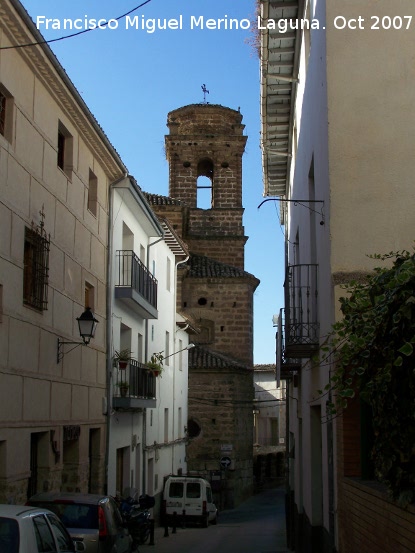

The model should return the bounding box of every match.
[196,158,213,209]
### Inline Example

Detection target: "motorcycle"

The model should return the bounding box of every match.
[117,491,155,549]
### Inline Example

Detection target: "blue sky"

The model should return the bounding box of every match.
[21,0,285,364]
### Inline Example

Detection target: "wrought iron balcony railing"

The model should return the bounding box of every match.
[276,309,302,383]
[284,264,319,358]
[113,359,156,410]
[115,250,158,318]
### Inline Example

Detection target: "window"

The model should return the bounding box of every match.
[46,514,74,552]
[166,256,171,291]
[164,408,169,443]
[57,121,73,178]
[137,333,143,362]
[0,85,13,142]
[87,169,98,216]
[0,92,6,136]
[57,131,65,170]
[0,517,19,553]
[165,331,170,365]
[186,483,201,498]
[23,225,50,311]
[178,407,182,438]
[33,515,55,552]
[169,481,183,498]
[85,282,95,311]
[197,158,214,209]
[178,339,183,371]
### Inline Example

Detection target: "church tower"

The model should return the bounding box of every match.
[165,104,248,269]
[146,104,259,508]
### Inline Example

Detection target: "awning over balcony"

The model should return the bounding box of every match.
[260,0,301,197]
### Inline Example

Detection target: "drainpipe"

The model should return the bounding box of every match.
[105,174,128,494]
[283,200,292,548]
[142,236,164,494]
[172,255,189,474]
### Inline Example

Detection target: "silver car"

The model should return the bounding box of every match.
[27,493,133,553]
[0,504,85,552]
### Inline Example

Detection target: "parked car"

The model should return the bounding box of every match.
[0,504,85,552]
[27,493,133,553]
[162,476,218,527]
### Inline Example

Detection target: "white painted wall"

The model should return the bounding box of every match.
[107,183,189,499]
[285,0,333,535]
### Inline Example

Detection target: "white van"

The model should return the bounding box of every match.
[162,476,218,527]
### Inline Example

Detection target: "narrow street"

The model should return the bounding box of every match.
[144,486,289,553]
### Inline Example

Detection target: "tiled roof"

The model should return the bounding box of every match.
[188,254,258,281]
[189,345,250,370]
[157,217,189,257]
[254,364,276,372]
[143,192,183,206]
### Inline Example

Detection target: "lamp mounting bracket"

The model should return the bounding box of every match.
[57,338,84,364]
[257,197,325,224]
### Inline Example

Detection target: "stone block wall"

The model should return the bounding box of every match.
[187,366,254,508]
[182,279,255,366]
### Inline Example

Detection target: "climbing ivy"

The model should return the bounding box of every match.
[322,249,415,505]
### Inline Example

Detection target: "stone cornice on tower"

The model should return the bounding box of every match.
[189,345,251,371]
[187,253,259,289]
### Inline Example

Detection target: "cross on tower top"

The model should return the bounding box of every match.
[201,84,209,103]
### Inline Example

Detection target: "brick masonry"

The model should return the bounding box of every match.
[149,104,259,508]
[336,401,415,552]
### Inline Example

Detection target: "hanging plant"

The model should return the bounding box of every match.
[116,381,129,397]
[114,349,134,369]
[320,249,415,505]
[146,351,164,377]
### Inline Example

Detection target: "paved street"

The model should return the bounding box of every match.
[143,486,289,553]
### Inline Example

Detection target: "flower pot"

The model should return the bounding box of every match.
[118,361,128,369]
[152,370,160,377]
[119,386,129,397]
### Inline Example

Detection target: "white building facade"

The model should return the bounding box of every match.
[0,0,127,502]
[261,0,415,552]
[107,178,190,504]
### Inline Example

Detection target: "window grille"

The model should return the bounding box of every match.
[23,215,50,311]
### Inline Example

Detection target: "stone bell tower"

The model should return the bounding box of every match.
[145,104,259,508]
[165,104,248,269]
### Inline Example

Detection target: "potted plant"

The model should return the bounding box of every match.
[114,349,134,369]
[116,381,129,397]
[146,351,164,377]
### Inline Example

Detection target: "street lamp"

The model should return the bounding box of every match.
[76,307,99,344]
[162,342,195,361]
[57,307,99,363]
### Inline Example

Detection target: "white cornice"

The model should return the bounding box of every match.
[1,0,128,182]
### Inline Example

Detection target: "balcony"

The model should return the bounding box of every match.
[115,250,158,319]
[113,359,157,410]
[284,264,319,358]
[276,309,301,381]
